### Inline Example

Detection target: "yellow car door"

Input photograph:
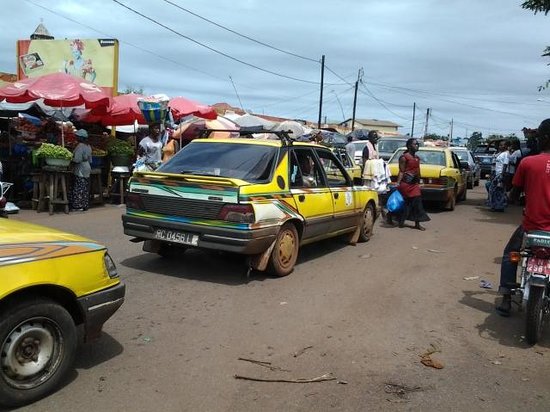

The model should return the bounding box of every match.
[289,148,334,240]
[314,148,358,233]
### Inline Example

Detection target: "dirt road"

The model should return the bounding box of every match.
[12,186,550,411]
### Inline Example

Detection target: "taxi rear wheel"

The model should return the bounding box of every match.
[358,204,374,242]
[445,188,457,211]
[0,299,77,408]
[269,223,299,277]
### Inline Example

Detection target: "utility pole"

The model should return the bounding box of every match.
[351,68,363,132]
[411,102,416,137]
[317,55,325,129]
[229,75,244,111]
[423,108,430,138]
[449,118,454,143]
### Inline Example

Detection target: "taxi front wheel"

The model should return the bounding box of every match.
[358,204,375,242]
[269,223,299,277]
[0,298,77,408]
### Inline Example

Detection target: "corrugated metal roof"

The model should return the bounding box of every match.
[31,23,54,39]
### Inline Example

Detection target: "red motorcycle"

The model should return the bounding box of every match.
[511,230,550,344]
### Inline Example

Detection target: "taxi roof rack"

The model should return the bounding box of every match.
[199,129,295,145]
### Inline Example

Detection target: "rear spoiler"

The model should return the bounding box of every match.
[133,171,243,187]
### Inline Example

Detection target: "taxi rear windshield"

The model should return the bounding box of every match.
[157,142,278,182]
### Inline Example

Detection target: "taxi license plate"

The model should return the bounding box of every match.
[526,257,550,276]
[154,229,198,246]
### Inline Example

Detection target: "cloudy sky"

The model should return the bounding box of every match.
[1,0,549,138]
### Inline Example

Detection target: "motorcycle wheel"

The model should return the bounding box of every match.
[526,287,546,345]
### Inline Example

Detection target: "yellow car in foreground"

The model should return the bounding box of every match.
[123,133,379,276]
[0,219,125,408]
[387,147,467,210]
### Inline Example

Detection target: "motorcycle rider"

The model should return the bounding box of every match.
[496,118,550,316]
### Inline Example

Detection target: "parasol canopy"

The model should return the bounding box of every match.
[169,96,217,121]
[173,116,240,141]
[0,72,110,109]
[81,93,147,126]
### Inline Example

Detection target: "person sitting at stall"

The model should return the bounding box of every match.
[70,129,92,212]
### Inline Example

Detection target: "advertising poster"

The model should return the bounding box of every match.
[17,38,119,96]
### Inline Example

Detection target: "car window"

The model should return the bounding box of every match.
[290,148,325,188]
[389,149,445,166]
[332,147,353,168]
[451,153,461,169]
[158,142,278,182]
[378,139,407,153]
[315,149,350,187]
[452,149,468,162]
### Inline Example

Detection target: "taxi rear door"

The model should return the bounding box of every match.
[289,148,334,241]
[314,148,358,233]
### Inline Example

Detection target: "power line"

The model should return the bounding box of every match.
[23,0,226,83]
[113,0,332,85]
[358,81,411,121]
[161,0,319,63]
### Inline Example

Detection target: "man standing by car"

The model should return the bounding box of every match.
[361,130,379,165]
[496,119,550,316]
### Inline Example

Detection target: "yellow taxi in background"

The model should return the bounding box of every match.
[123,132,379,277]
[387,146,467,210]
[0,219,125,408]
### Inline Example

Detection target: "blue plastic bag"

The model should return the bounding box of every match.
[387,188,404,213]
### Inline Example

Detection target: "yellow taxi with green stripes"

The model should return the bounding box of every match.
[0,219,124,408]
[122,131,379,276]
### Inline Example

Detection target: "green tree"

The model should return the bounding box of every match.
[522,1,550,89]
[522,0,550,15]
[467,131,483,150]
[120,86,144,95]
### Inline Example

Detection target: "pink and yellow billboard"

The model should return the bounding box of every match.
[16,38,119,96]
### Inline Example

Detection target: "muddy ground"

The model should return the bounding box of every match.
[11,185,550,411]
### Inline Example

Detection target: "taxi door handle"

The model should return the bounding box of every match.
[334,193,339,199]
[298,195,305,202]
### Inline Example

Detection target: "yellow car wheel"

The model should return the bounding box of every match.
[358,204,374,242]
[0,299,77,408]
[269,223,299,277]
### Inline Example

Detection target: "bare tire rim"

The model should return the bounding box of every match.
[277,229,296,269]
[1,317,64,390]
[362,207,374,238]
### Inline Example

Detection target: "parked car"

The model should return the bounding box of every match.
[122,132,379,276]
[330,145,362,180]
[377,137,415,161]
[0,219,125,408]
[347,140,370,165]
[450,147,481,189]
[387,147,467,210]
[473,144,496,178]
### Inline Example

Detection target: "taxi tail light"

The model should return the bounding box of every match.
[532,247,550,259]
[509,251,521,263]
[126,192,144,210]
[0,196,6,209]
[218,204,255,223]
[426,177,448,185]
[103,253,119,278]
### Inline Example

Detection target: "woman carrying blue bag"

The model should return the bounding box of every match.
[395,138,430,231]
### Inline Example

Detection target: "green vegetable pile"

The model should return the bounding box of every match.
[35,143,73,160]
[106,138,134,156]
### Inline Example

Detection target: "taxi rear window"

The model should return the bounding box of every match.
[157,142,278,182]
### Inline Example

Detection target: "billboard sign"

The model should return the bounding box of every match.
[17,38,119,96]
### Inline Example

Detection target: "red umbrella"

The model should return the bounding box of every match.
[0,72,110,109]
[169,96,217,121]
[84,93,147,126]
